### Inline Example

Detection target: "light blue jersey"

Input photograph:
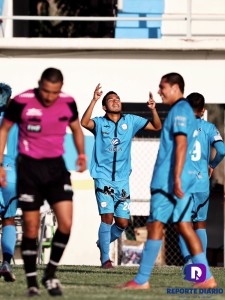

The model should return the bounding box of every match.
[151,99,198,194]
[191,118,224,222]
[0,112,18,218]
[90,114,149,181]
[0,112,19,162]
[191,118,223,192]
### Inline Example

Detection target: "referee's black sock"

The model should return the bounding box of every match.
[44,229,70,279]
[21,236,38,288]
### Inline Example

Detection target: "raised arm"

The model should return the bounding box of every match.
[0,119,13,187]
[81,83,103,130]
[144,92,162,131]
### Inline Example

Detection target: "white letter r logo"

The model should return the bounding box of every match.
[191,266,202,281]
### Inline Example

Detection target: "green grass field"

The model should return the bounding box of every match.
[0,265,224,300]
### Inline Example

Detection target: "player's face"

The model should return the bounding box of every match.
[158,79,176,105]
[104,94,122,113]
[38,79,63,107]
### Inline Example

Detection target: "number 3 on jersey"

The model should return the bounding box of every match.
[191,140,201,161]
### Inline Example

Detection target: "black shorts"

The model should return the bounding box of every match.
[17,154,73,211]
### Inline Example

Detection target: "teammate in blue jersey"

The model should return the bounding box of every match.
[179,92,225,268]
[117,73,217,289]
[81,84,162,268]
[0,83,18,282]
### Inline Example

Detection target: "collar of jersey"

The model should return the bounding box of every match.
[104,113,124,122]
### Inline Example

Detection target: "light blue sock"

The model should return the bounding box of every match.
[98,222,111,264]
[196,229,207,254]
[134,239,162,285]
[179,235,192,263]
[1,225,17,263]
[192,252,212,280]
[110,224,124,243]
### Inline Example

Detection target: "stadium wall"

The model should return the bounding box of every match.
[0,39,225,265]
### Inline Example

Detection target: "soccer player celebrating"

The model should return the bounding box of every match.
[117,73,217,289]
[179,92,225,267]
[0,83,18,282]
[81,84,162,269]
[0,68,86,296]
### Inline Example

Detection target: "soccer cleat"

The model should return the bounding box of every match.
[27,286,41,297]
[42,276,63,296]
[116,280,150,290]
[102,259,114,269]
[193,276,217,288]
[0,261,16,282]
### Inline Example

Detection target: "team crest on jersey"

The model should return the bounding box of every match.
[111,137,121,146]
[121,123,128,130]
[26,108,42,116]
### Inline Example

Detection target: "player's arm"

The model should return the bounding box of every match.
[81,83,103,130]
[174,134,187,199]
[209,141,225,169]
[0,119,13,187]
[144,92,162,131]
[70,119,87,173]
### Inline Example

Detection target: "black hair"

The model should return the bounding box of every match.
[40,67,63,83]
[161,72,185,93]
[102,91,118,106]
[186,92,205,112]
[0,83,12,109]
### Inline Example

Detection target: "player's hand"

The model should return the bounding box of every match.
[0,167,7,188]
[93,84,103,102]
[147,92,156,110]
[174,177,184,199]
[76,156,87,173]
[208,165,214,178]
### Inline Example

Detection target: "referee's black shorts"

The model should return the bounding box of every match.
[17,154,73,211]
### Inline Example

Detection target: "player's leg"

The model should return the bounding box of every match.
[133,221,164,285]
[0,172,17,282]
[112,218,128,243]
[0,218,16,282]
[21,210,41,294]
[42,158,73,296]
[178,221,216,287]
[175,193,216,288]
[179,192,209,263]
[95,179,115,267]
[99,213,114,267]
[192,192,209,254]
[42,200,72,287]
[194,221,207,253]
[112,180,130,243]
[179,234,192,264]
[117,190,172,289]
[17,154,43,296]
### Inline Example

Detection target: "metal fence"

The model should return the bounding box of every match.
[2,0,225,38]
